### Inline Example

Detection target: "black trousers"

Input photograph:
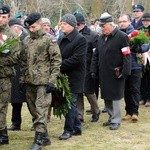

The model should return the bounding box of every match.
[124,69,141,115]
[11,103,23,127]
[140,69,150,101]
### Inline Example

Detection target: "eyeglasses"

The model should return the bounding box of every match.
[118,21,128,23]
[133,10,141,12]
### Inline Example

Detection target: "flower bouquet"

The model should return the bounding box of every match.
[128,30,150,64]
[51,73,72,119]
[0,34,18,54]
[128,30,150,47]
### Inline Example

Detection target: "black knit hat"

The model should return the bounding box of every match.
[141,12,150,21]
[24,12,41,28]
[74,13,85,24]
[61,13,77,27]
[8,18,22,26]
[0,5,10,14]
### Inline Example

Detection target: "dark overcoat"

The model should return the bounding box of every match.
[91,28,131,100]
[11,31,28,103]
[79,25,99,93]
[58,29,87,93]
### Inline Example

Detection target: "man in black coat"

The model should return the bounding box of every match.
[57,14,87,140]
[91,12,131,130]
[8,18,28,131]
[74,13,100,122]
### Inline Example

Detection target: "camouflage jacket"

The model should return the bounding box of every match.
[20,29,61,85]
[0,24,19,78]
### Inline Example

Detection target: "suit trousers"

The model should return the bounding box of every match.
[124,69,141,115]
[64,93,81,133]
[76,93,100,119]
[104,99,121,124]
[11,103,23,127]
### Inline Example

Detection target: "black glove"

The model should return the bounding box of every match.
[131,44,141,53]
[46,83,55,93]
[91,73,96,79]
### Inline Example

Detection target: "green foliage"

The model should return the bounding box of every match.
[0,37,18,54]
[129,30,150,47]
[52,73,72,119]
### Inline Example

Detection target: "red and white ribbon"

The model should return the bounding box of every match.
[121,46,131,55]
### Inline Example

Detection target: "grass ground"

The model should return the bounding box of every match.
[1,98,150,150]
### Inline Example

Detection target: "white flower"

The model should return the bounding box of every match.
[2,34,7,41]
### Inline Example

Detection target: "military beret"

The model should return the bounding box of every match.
[0,5,10,14]
[74,13,85,24]
[61,13,77,27]
[24,12,41,28]
[99,12,113,25]
[8,18,22,26]
[132,4,145,12]
[141,12,150,21]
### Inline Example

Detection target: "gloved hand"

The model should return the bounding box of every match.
[91,73,96,79]
[130,44,141,53]
[46,83,55,93]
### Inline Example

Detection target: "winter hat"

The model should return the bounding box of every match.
[99,12,113,25]
[8,18,22,26]
[61,13,77,27]
[0,5,10,14]
[41,18,51,25]
[74,13,85,24]
[141,12,150,21]
[24,12,41,28]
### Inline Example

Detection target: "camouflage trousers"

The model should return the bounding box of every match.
[26,85,52,133]
[0,78,11,130]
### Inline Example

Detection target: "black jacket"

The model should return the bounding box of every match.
[91,27,131,100]
[11,30,28,103]
[58,29,87,93]
[79,25,99,93]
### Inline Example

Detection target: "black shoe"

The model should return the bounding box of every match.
[91,111,100,122]
[102,121,111,126]
[43,130,51,146]
[102,108,107,113]
[86,109,92,114]
[72,130,82,136]
[109,123,120,130]
[8,125,21,131]
[0,127,9,145]
[59,132,72,140]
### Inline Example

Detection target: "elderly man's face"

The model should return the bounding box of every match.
[60,22,74,35]
[100,23,114,36]
[142,20,150,28]
[0,14,9,26]
[42,23,50,33]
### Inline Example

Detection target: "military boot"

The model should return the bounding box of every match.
[28,132,44,150]
[42,129,51,146]
[0,127,9,145]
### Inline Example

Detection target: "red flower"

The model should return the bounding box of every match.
[145,32,150,37]
[131,30,139,37]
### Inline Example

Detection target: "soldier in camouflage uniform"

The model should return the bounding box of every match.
[21,13,61,150]
[0,5,19,145]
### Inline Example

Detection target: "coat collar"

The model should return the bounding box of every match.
[64,29,79,42]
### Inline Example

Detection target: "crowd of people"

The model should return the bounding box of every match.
[0,3,149,150]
